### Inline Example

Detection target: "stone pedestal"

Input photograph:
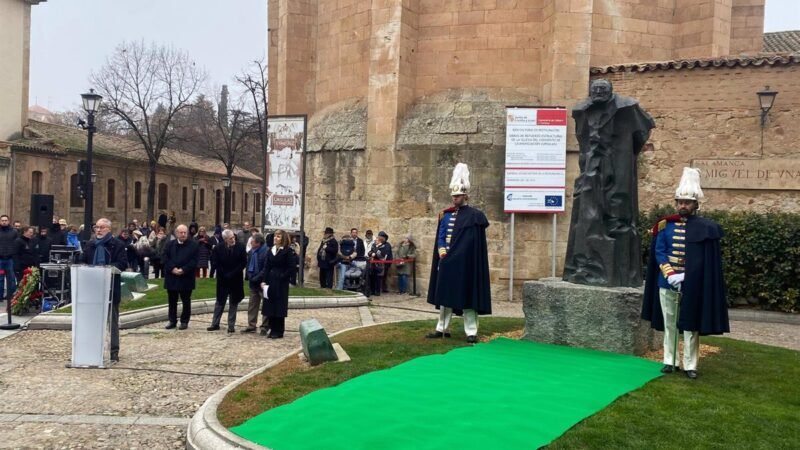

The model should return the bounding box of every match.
[522,278,659,356]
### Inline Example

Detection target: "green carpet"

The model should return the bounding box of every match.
[231,338,662,449]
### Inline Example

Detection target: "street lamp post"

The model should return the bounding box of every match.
[80,89,102,241]
[191,181,199,223]
[251,187,258,226]
[222,177,231,224]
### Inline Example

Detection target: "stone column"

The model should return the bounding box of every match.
[268,0,317,115]
[673,0,733,59]
[0,0,42,140]
[365,0,418,214]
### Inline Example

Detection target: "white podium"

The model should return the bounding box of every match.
[70,265,118,368]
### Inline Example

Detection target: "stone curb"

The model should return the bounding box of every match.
[25,294,369,331]
[728,308,800,325]
[0,413,189,427]
[186,319,410,450]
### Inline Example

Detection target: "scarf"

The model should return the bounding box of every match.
[248,244,266,276]
[92,233,113,265]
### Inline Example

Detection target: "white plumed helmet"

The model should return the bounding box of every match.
[674,167,704,201]
[449,163,470,196]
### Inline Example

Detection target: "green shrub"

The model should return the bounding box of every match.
[639,206,800,313]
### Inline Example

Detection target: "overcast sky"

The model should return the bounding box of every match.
[29,0,797,112]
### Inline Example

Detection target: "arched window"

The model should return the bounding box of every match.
[244,193,249,212]
[69,174,83,207]
[134,181,142,209]
[158,183,168,210]
[107,179,116,208]
[31,171,43,194]
[182,186,188,211]
[255,193,261,212]
[199,188,205,211]
[232,191,236,211]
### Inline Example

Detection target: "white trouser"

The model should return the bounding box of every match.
[659,288,699,370]
[436,307,478,336]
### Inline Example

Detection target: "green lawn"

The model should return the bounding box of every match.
[219,320,800,449]
[56,278,354,314]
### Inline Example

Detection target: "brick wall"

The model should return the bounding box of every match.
[594,62,800,213]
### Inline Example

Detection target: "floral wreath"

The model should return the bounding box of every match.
[10,267,42,315]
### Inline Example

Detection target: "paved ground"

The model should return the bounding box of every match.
[0,294,797,449]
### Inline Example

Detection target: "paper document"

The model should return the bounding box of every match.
[262,285,269,299]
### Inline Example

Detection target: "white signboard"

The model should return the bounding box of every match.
[504,107,567,213]
[266,116,306,231]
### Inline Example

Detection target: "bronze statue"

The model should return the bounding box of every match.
[562,79,655,287]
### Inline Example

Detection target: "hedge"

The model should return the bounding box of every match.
[639,206,800,313]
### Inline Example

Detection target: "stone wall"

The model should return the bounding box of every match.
[595,61,800,213]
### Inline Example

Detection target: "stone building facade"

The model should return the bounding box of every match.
[0,120,261,231]
[267,0,797,298]
[267,0,791,297]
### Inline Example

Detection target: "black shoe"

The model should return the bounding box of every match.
[241,327,256,333]
[466,335,478,344]
[260,328,268,336]
[425,331,451,339]
[661,364,675,374]
[268,334,284,339]
[207,325,220,332]
[178,323,188,330]
[685,370,698,380]
[165,323,177,330]
[227,327,235,333]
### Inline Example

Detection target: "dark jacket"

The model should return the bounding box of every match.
[163,238,199,292]
[212,242,247,282]
[427,205,492,315]
[14,236,38,274]
[0,226,18,259]
[196,235,213,267]
[642,214,730,335]
[80,237,129,273]
[316,236,338,269]
[49,227,67,247]
[33,235,53,264]
[252,246,296,318]
[247,246,269,290]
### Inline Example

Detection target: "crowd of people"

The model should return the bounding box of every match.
[315,227,417,296]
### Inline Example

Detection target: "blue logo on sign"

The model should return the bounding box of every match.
[545,195,562,207]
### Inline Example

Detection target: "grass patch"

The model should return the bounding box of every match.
[55,278,353,314]
[217,318,525,428]
[218,322,800,449]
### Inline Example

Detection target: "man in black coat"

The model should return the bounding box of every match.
[33,226,53,264]
[642,168,729,380]
[13,226,38,278]
[316,227,338,289]
[0,215,18,301]
[426,164,491,344]
[81,218,128,361]
[163,224,199,329]
[208,229,247,332]
[49,218,68,247]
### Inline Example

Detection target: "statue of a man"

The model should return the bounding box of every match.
[562,79,655,287]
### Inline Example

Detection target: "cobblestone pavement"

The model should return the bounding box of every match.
[0,294,796,449]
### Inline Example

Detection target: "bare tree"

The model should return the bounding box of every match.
[49,108,129,136]
[175,85,257,223]
[237,59,269,180]
[91,40,206,221]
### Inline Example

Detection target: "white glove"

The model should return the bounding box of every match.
[667,273,685,288]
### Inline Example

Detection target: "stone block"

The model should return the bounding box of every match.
[522,278,659,356]
[120,272,148,292]
[299,319,339,366]
[120,283,134,301]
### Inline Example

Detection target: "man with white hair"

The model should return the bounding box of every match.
[642,168,729,380]
[81,218,128,361]
[208,229,247,333]
[163,224,199,330]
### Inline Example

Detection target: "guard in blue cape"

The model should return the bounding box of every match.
[426,163,492,344]
[641,168,729,380]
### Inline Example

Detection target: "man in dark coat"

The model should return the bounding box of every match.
[208,229,247,332]
[49,218,67,247]
[316,227,338,289]
[14,227,39,278]
[243,234,269,334]
[642,168,729,380]
[81,218,128,361]
[563,79,655,287]
[0,215,18,301]
[163,224,199,329]
[33,226,53,264]
[426,163,491,344]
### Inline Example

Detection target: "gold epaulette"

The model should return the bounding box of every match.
[657,219,667,232]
